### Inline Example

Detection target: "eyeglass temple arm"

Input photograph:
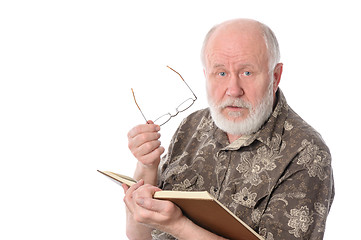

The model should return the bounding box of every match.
[131,88,148,123]
[166,66,197,100]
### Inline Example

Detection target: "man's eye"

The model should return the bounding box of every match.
[218,72,226,77]
[243,71,251,76]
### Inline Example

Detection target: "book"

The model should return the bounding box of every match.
[98,170,264,240]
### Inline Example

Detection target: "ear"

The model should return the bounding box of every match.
[272,63,283,94]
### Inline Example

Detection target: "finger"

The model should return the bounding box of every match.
[136,197,168,212]
[132,184,161,197]
[124,179,144,200]
[132,185,162,210]
[131,138,162,158]
[127,123,160,139]
[129,132,161,150]
[130,179,144,192]
[137,146,165,165]
[123,180,145,213]
[135,197,183,227]
[121,183,129,194]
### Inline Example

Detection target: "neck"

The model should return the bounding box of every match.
[227,133,242,144]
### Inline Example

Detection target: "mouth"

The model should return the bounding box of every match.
[225,105,246,111]
[224,105,248,117]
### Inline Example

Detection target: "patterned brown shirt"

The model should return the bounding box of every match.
[153,89,334,240]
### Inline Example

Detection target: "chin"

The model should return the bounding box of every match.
[223,109,249,121]
[225,115,248,123]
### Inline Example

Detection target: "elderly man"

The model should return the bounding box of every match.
[124,19,334,240]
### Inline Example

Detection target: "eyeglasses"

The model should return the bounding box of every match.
[131,66,197,126]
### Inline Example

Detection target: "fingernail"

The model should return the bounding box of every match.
[156,125,160,131]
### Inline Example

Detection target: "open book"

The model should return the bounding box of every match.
[98,170,263,240]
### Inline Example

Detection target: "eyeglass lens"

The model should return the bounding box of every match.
[154,97,195,126]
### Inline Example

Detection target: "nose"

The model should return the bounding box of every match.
[226,73,244,97]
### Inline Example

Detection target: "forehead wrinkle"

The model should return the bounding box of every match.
[207,50,260,70]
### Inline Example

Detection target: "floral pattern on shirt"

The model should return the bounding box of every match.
[155,89,334,240]
[297,139,331,181]
[287,206,314,237]
[231,187,257,208]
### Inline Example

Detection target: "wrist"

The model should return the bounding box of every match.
[171,216,192,239]
[173,217,226,240]
[133,161,159,185]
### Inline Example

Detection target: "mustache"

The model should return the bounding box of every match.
[217,98,253,109]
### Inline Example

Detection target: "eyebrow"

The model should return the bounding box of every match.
[211,63,254,69]
[212,64,225,69]
[238,64,254,69]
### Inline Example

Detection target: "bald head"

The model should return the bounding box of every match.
[201,19,280,72]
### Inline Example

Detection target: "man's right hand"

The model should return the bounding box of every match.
[127,120,165,181]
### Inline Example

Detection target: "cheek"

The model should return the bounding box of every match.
[206,80,225,103]
[247,82,270,105]
[255,84,273,104]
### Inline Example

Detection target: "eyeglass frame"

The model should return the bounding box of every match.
[131,66,197,126]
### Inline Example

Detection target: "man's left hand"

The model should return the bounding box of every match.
[123,180,188,236]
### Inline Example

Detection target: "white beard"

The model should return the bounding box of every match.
[207,81,274,136]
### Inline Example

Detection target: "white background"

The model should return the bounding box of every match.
[1,0,360,239]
